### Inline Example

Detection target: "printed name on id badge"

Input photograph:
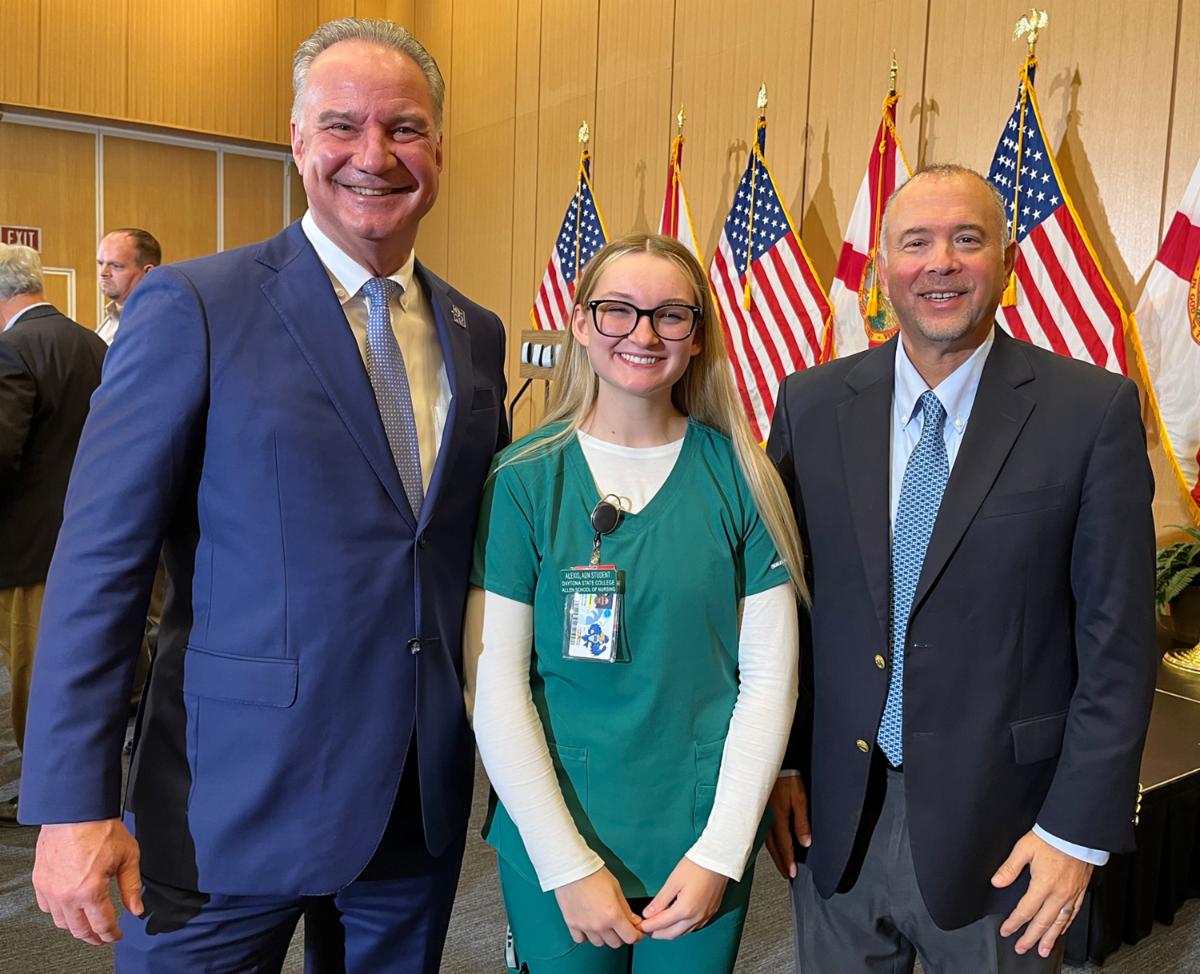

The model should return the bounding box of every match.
[561,566,624,662]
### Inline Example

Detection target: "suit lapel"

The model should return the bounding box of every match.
[837,341,896,643]
[257,224,415,527]
[417,263,473,527]
[911,330,1035,613]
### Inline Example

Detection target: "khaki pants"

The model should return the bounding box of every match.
[0,582,45,753]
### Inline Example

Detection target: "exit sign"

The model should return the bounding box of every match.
[0,226,42,250]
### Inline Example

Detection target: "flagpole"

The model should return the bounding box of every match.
[865,54,899,319]
[575,120,590,282]
[742,83,768,310]
[1003,9,1049,307]
[671,105,685,232]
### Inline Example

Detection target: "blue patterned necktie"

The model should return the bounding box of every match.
[877,390,949,766]
[362,277,424,516]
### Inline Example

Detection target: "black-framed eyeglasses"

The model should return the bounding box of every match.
[586,300,701,341]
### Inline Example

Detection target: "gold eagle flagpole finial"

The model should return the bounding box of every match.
[1013,8,1049,58]
[676,105,686,136]
[889,50,898,97]
[756,82,768,115]
[578,120,590,146]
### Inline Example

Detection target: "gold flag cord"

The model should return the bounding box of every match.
[573,152,585,281]
[1001,56,1035,307]
[742,115,767,310]
[865,90,901,318]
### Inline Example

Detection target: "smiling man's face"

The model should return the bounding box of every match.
[291,39,442,276]
[880,172,1015,354]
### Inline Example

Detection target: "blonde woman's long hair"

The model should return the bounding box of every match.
[505,232,808,604]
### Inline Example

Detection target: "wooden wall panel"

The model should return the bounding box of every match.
[103,137,218,265]
[802,0,928,284]
[926,0,1176,307]
[41,271,74,319]
[127,0,278,142]
[507,0,545,436]
[318,0,357,24]
[532,0,600,285]
[39,0,127,119]
[0,0,41,106]
[277,0,321,144]
[1163,0,1199,230]
[670,0,815,261]
[357,0,417,20]
[223,155,287,250]
[593,0,674,238]
[0,123,98,328]
[446,0,518,317]
[4,0,1195,526]
[412,0,455,279]
[288,165,308,223]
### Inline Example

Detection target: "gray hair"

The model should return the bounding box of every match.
[0,244,44,300]
[879,164,1011,256]
[292,18,444,131]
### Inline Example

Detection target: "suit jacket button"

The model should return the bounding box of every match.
[855,739,870,753]
[874,655,886,669]
[418,534,427,548]
[408,638,421,655]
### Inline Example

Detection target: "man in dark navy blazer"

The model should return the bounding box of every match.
[0,246,106,803]
[21,17,507,972]
[765,166,1155,972]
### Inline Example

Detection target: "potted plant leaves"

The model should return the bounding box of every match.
[1157,525,1200,669]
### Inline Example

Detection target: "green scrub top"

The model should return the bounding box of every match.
[472,419,789,897]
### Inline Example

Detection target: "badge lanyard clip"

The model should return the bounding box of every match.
[589,495,623,565]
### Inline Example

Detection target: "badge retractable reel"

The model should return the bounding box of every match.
[560,495,627,663]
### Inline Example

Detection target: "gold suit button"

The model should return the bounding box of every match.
[874,655,886,669]
[855,739,870,753]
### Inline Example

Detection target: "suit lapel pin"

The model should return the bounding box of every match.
[451,304,467,328]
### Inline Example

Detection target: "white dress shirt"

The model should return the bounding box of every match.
[890,330,1107,867]
[97,300,121,345]
[301,211,451,489]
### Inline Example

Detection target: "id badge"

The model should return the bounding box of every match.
[560,566,625,663]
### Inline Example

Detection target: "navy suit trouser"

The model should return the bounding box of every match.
[115,747,466,974]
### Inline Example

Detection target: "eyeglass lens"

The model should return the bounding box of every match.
[591,301,697,340]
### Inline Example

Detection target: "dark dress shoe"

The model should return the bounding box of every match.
[0,796,23,828]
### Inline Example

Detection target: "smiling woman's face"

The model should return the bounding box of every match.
[570,252,702,411]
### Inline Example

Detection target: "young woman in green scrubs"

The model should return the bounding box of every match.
[465,232,807,973]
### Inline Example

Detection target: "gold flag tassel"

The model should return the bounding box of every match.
[866,56,900,321]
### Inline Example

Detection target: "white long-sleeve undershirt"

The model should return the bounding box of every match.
[463,431,798,891]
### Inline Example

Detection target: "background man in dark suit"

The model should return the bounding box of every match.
[765,165,1156,972]
[20,17,507,972]
[0,244,106,827]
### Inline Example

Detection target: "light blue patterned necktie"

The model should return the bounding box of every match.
[877,390,949,766]
[362,277,424,516]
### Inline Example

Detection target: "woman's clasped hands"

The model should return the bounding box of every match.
[554,857,729,949]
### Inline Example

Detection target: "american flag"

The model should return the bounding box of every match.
[1133,155,1200,517]
[827,93,911,359]
[659,130,702,259]
[532,148,608,331]
[986,63,1128,374]
[709,118,831,442]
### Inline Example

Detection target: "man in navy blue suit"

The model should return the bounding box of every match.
[21,17,507,972]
